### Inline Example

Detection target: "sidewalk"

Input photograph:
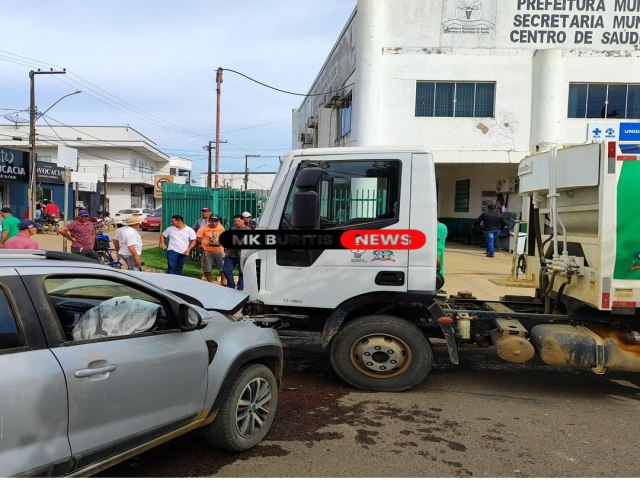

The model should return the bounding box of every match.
[31,233,533,301]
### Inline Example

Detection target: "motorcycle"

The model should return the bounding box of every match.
[90,211,117,233]
[40,212,62,234]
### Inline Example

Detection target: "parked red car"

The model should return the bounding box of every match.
[140,208,162,231]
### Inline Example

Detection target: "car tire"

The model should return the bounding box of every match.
[329,315,433,392]
[203,363,278,451]
[141,227,148,231]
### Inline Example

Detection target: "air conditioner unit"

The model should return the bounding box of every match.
[496,178,517,193]
[306,116,318,129]
[299,132,314,145]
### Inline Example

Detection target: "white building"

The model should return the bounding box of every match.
[198,172,276,191]
[0,125,172,214]
[293,0,640,224]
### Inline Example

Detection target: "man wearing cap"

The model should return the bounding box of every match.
[3,220,40,250]
[192,207,212,231]
[241,211,256,229]
[0,207,20,247]
[196,214,225,283]
[59,210,100,261]
[113,216,143,271]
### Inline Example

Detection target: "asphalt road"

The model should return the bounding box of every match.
[101,345,640,477]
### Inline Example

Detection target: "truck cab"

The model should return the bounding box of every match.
[243,147,439,308]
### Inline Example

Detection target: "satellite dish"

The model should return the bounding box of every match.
[3,113,29,127]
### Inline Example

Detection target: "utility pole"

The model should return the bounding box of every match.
[29,68,67,219]
[102,164,108,212]
[203,139,226,188]
[244,154,260,191]
[215,67,223,188]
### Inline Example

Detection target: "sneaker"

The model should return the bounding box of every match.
[487,253,494,258]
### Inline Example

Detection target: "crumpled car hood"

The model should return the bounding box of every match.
[126,271,249,314]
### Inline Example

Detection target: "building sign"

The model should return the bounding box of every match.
[0,148,28,182]
[619,122,640,142]
[36,161,65,184]
[588,122,618,141]
[154,175,174,199]
[441,0,497,34]
[438,0,639,49]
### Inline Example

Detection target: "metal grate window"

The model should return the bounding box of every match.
[416,82,495,118]
[455,179,470,213]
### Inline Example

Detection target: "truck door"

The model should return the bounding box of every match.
[263,153,412,309]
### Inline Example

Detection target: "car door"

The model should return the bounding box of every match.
[0,271,71,477]
[18,268,209,473]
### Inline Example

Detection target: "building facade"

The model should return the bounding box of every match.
[293,0,640,223]
[0,125,171,217]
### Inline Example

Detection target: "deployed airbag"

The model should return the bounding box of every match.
[72,296,161,340]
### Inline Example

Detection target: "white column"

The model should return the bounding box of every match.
[352,0,385,146]
[530,49,565,151]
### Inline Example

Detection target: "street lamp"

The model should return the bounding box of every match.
[37,90,81,119]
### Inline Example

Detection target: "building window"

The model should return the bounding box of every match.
[416,82,495,118]
[568,83,640,119]
[455,179,470,213]
[336,93,352,139]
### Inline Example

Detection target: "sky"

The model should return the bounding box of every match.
[0,0,356,179]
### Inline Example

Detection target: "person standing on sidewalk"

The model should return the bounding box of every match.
[192,207,212,231]
[3,220,40,250]
[473,204,507,258]
[113,216,143,271]
[0,207,20,247]
[195,214,225,283]
[223,214,249,290]
[59,210,100,261]
[159,215,196,275]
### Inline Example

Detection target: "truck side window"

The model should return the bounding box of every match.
[281,160,401,230]
[0,288,23,351]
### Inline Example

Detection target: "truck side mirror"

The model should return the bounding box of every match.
[292,167,322,230]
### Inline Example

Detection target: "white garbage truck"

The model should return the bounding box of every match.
[240,143,640,391]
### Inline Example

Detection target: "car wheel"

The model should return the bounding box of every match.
[329,315,433,392]
[141,227,148,231]
[203,363,278,451]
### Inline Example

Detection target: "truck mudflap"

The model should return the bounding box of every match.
[428,302,459,365]
[530,324,640,373]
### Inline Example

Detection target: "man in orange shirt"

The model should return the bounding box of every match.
[196,214,225,283]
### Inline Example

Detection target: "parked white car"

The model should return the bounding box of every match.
[113,208,152,226]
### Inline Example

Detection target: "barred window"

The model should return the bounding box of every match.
[416,82,495,118]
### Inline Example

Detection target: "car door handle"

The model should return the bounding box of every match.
[74,364,117,378]
[375,271,405,286]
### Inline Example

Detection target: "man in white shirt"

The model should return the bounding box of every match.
[113,216,143,271]
[159,214,197,275]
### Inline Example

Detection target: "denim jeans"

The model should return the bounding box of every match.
[484,229,501,256]
[223,256,243,290]
[166,249,188,275]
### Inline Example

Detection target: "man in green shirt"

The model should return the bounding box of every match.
[0,207,21,247]
[437,221,448,277]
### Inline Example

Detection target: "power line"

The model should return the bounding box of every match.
[222,68,353,97]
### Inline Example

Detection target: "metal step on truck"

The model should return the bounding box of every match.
[237,142,640,392]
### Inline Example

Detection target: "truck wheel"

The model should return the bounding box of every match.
[203,363,278,451]
[330,315,433,392]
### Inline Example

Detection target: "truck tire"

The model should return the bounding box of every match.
[203,363,278,451]
[329,315,433,392]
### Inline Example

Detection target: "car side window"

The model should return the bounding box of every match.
[0,287,24,351]
[44,277,174,342]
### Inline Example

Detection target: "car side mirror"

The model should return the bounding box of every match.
[292,166,322,230]
[178,304,202,330]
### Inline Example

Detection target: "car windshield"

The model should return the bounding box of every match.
[150,210,162,217]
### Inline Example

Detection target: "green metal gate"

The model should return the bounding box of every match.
[161,184,259,230]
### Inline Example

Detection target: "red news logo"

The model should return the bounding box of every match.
[340,230,426,250]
